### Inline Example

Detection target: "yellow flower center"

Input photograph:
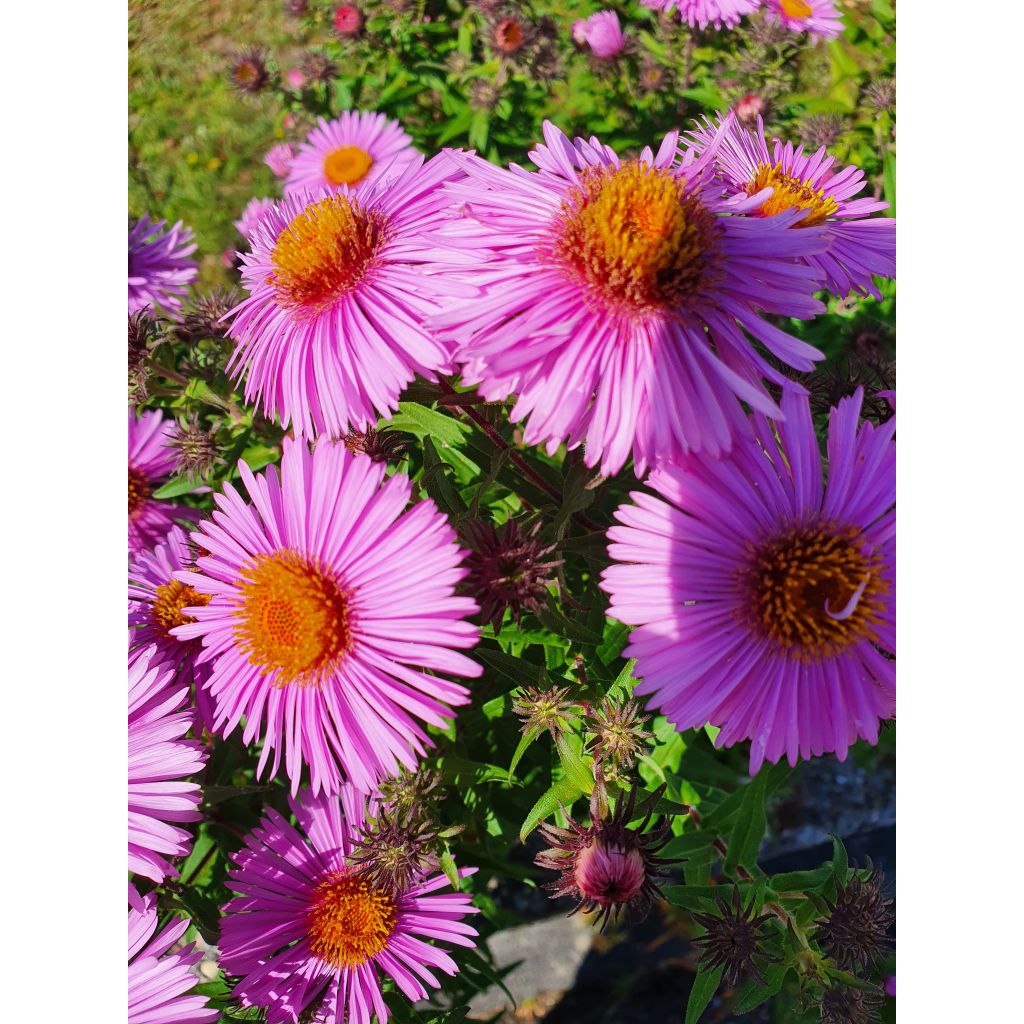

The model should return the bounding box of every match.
[269,194,390,313]
[780,0,814,18]
[552,161,721,314]
[128,469,150,519]
[233,550,353,686]
[745,524,888,660]
[323,145,374,186]
[748,162,840,227]
[151,578,211,642]
[306,872,397,969]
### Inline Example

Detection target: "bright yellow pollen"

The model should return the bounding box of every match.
[269,194,389,313]
[744,524,888,661]
[781,0,814,18]
[323,145,374,186]
[128,469,150,519]
[306,872,396,969]
[233,550,353,686]
[748,162,839,227]
[552,161,720,313]
[151,579,211,642]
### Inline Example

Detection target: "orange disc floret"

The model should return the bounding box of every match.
[323,145,374,186]
[748,162,840,227]
[151,579,211,642]
[306,871,397,969]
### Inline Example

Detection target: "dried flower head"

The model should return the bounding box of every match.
[461,519,561,633]
[692,888,777,989]
[487,6,533,54]
[584,695,654,776]
[341,426,413,463]
[229,49,270,95]
[168,415,218,480]
[800,357,895,424]
[512,684,579,740]
[284,0,308,14]
[299,50,338,84]
[536,786,673,931]
[378,766,444,819]
[179,288,240,344]
[818,983,884,1024]
[816,865,895,974]
[638,56,668,95]
[469,78,501,111]
[348,806,442,893]
[800,113,845,150]
[865,77,896,113]
[129,309,156,371]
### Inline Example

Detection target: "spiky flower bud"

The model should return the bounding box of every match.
[800,113,845,150]
[816,865,895,974]
[128,309,156,370]
[229,49,271,95]
[461,519,561,633]
[512,684,579,740]
[341,426,413,463]
[378,766,444,819]
[584,695,654,777]
[179,288,240,344]
[734,92,766,128]
[800,357,895,424]
[469,79,501,111]
[818,983,884,1024]
[865,77,896,113]
[284,0,308,16]
[169,415,218,480]
[300,50,338,84]
[691,888,777,989]
[348,806,442,894]
[536,786,673,931]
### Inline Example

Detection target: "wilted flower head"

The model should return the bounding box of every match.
[512,684,579,740]
[818,983,884,1024]
[800,112,844,149]
[816,865,895,973]
[461,519,561,633]
[334,3,364,36]
[180,287,240,343]
[585,695,654,776]
[348,805,443,893]
[469,78,502,111]
[342,425,413,463]
[300,50,338,84]
[168,415,218,480]
[576,11,627,61]
[536,786,672,930]
[866,77,896,113]
[229,48,270,94]
[692,888,776,988]
[638,55,668,94]
[129,309,156,371]
[378,766,444,818]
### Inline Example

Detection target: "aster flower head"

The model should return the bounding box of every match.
[128,643,206,884]
[129,309,157,370]
[602,387,895,774]
[235,196,276,242]
[584,694,654,777]
[334,4,364,37]
[688,113,895,299]
[348,804,443,892]
[230,48,271,94]
[639,0,759,31]
[461,518,561,632]
[129,894,217,1024]
[168,414,218,480]
[692,888,777,988]
[173,436,481,795]
[512,683,580,740]
[219,786,479,1024]
[433,120,828,475]
[866,77,896,114]
[766,0,843,40]
[818,983,884,1024]
[229,154,474,439]
[284,111,417,199]
[816,864,895,973]
[342,425,414,463]
[128,215,198,317]
[179,286,241,342]
[129,408,197,556]
[265,141,297,178]
[536,785,672,931]
[576,11,626,61]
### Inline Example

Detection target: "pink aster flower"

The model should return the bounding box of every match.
[129,409,196,557]
[432,120,828,476]
[128,643,206,884]
[235,196,276,242]
[227,154,475,439]
[128,893,218,1024]
[265,142,296,179]
[766,0,843,40]
[601,387,895,774]
[688,114,896,298]
[128,214,198,317]
[284,111,417,198]
[639,0,759,31]
[129,525,215,728]
[219,785,479,1024]
[173,436,481,795]
[577,11,627,60]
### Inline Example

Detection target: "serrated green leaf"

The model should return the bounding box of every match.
[554,733,595,795]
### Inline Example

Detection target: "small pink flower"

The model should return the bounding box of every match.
[233,197,275,241]
[334,4,363,36]
[577,11,626,60]
[264,142,295,178]
[734,92,764,127]
[284,67,307,90]
[572,19,588,46]
[283,113,298,131]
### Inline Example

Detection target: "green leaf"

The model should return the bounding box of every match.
[769,866,832,893]
[201,784,275,806]
[685,966,723,1024]
[391,402,469,446]
[151,476,198,499]
[475,647,548,687]
[520,774,582,843]
[439,848,461,891]
[725,772,769,874]
[732,965,788,1014]
[508,725,541,779]
[831,835,850,887]
[662,884,722,911]
[420,437,469,520]
[554,733,595,795]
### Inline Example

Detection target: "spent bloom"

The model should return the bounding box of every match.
[816,865,895,973]
[128,894,217,1024]
[575,11,627,60]
[639,0,759,31]
[284,111,417,198]
[234,196,276,241]
[179,287,240,342]
[128,215,198,317]
[601,388,895,773]
[342,425,414,463]
[536,786,672,930]
[766,0,843,40]
[818,983,884,1024]
[173,437,481,795]
[230,48,271,93]
[432,120,827,475]
[127,643,206,884]
[228,154,475,439]
[692,889,777,988]
[219,786,478,1024]
[585,694,654,776]
[511,684,580,740]
[265,141,296,178]
[689,113,896,298]
[128,408,196,556]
